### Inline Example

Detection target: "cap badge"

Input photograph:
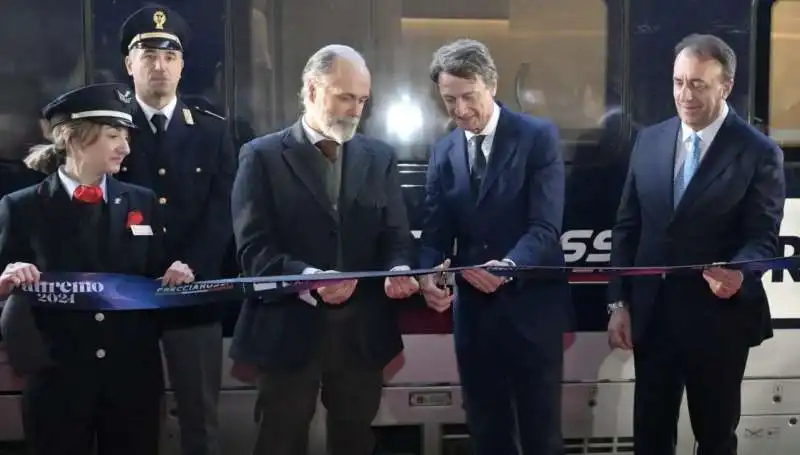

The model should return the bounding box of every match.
[153,11,167,30]
[116,89,133,104]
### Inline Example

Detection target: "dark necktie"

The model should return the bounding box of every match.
[73,185,103,204]
[470,135,487,191]
[316,140,339,161]
[151,113,167,138]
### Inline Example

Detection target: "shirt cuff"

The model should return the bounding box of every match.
[390,265,411,272]
[501,258,516,267]
[300,267,321,305]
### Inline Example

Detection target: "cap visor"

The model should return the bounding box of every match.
[98,117,137,129]
[135,38,182,52]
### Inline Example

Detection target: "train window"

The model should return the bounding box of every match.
[232,0,609,161]
[769,1,800,147]
[0,0,84,162]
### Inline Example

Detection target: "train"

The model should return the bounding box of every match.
[0,0,799,453]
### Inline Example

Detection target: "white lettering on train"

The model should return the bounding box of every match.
[561,229,612,263]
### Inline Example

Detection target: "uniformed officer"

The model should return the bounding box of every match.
[117,6,236,455]
[0,82,195,455]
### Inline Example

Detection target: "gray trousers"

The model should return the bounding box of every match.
[162,323,223,455]
[252,318,384,455]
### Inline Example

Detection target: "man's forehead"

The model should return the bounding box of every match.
[323,70,370,93]
[438,75,485,95]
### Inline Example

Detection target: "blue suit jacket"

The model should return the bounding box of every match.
[609,110,785,347]
[420,105,572,342]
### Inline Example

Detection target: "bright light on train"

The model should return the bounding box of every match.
[385,94,423,143]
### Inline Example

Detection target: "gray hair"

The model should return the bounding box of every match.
[675,33,737,82]
[429,39,498,88]
[299,44,367,107]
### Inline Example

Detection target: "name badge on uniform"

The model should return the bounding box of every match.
[131,225,154,236]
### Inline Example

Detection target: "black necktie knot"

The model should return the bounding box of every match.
[151,113,167,134]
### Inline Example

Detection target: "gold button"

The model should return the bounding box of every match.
[96,349,106,359]
[159,197,167,205]
[94,313,104,322]
[158,168,166,175]
[195,167,202,173]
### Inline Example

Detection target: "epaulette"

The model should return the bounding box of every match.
[192,106,226,121]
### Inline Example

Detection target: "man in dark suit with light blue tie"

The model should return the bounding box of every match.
[607,34,785,455]
[419,39,571,455]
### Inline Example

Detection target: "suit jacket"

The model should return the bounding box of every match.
[0,174,167,388]
[608,110,785,347]
[118,99,237,326]
[229,121,413,372]
[419,105,572,345]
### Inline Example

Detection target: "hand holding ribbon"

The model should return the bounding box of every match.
[160,261,195,286]
[0,262,41,298]
[384,266,419,299]
[420,259,454,313]
[315,270,357,305]
[461,259,512,294]
[702,266,744,299]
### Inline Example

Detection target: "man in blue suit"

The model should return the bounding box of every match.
[608,34,785,455]
[419,39,570,455]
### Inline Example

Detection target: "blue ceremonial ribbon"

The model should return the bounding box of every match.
[8,255,800,311]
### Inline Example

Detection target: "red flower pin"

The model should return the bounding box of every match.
[126,210,144,228]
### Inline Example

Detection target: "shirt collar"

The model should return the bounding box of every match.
[136,94,178,124]
[681,102,729,145]
[57,166,107,202]
[464,102,501,141]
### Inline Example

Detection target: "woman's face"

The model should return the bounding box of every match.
[75,125,130,174]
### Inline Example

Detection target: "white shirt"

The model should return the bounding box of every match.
[464,102,501,171]
[674,103,729,177]
[136,94,178,133]
[58,166,107,202]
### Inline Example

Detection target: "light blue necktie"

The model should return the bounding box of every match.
[674,133,700,207]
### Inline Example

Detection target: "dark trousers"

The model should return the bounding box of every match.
[162,322,223,455]
[252,318,384,455]
[454,303,564,455]
[633,290,750,455]
[22,365,161,455]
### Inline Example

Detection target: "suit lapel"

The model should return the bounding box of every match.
[477,109,518,206]
[340,137,371,211]
[105,177,129,267]
[673,113,744,218]
[652,118,680,219]
[282,121,337,220]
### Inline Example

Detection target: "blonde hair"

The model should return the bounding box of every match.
[24,120,104,174]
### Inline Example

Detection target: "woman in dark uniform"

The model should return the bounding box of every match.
[0,82,195,455]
